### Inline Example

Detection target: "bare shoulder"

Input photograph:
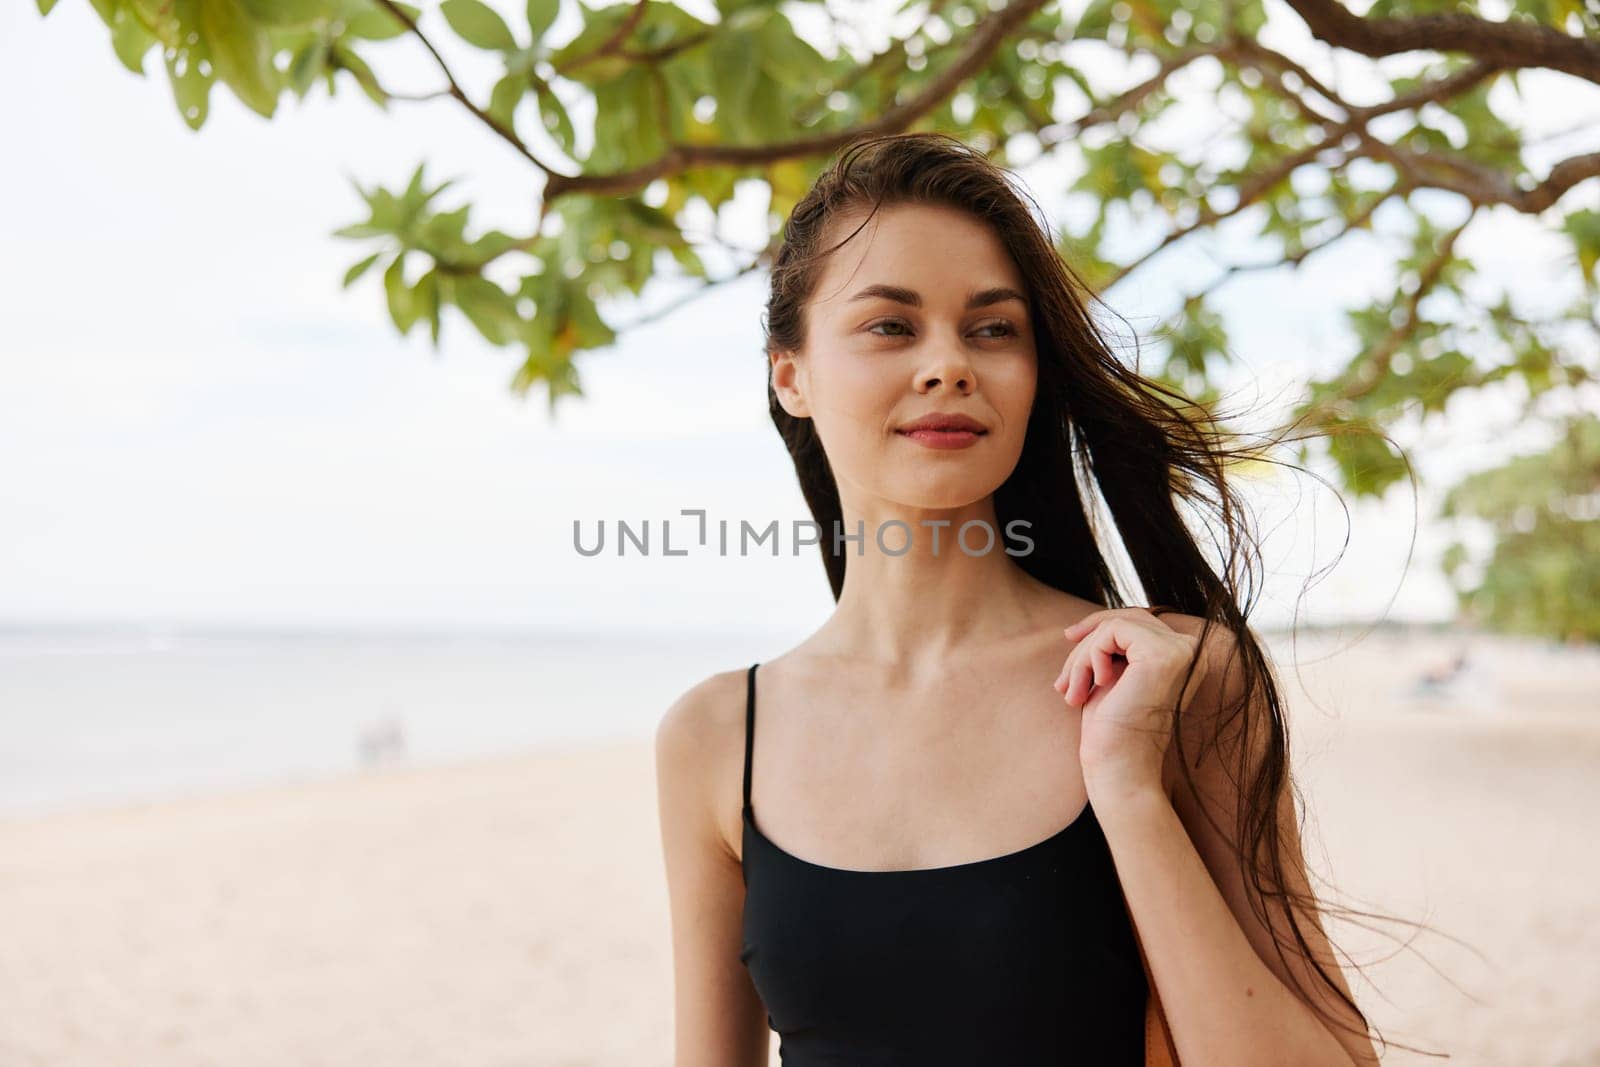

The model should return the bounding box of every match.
[654,666,753,861]
[1139,610,1254,789]
[1144,606,1215,641]
[655,666,776,1061]
[1146,608,1244,689]
[656,666,749,754]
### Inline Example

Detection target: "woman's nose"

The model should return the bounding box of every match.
[917,357,975,394]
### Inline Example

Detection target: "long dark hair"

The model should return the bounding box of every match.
[761,131,1436,1059]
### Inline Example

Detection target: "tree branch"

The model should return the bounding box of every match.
[1235,44,1596,213]
[540,0,1054,202]
[1104,140,1348,291]
[554,0,650,76]
[372,0,555,174]
[1195,180,1409,300]
[1521,151,1600,213]
[614,232,783,335]
[618,31,714,64]
[1230,38,1502,129]
[1279,0,1600,85]
[793,0,961,129]
[1035,44,1227,150]
[1102,47,1501,289]
[1350,211,1476,401]
[1361,135,1600,212]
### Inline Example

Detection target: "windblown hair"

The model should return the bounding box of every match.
[759,131,1430,1059]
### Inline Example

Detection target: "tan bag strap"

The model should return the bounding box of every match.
[1126,894,1180,1066]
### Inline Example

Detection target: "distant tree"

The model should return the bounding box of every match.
[35,0,1600,634]
[1442,413,1600,641]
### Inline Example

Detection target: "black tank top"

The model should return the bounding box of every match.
[737,662,1149,1064]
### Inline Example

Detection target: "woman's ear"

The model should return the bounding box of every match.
[769,348,811,419]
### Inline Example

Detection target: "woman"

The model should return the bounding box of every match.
[656,132,1384,1065]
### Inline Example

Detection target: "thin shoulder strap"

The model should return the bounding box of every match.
[742,663,759,813]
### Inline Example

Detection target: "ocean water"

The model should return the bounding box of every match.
[8,619,1585,820]
[0,623,791,818]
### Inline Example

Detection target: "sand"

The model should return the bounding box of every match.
[1,629,1597,1066]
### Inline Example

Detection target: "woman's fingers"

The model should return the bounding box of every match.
[1058,618,1137,706]
[1064,654,1098,706]
[1066,661,1090,706]
[1092,646,1119,691]
[1053,636,1077,692]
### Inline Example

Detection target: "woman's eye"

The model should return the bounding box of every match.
[866,320,1017,338]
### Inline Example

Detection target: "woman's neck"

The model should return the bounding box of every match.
[816,505,1075,669]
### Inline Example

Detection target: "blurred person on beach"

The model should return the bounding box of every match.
[357,713,407,767]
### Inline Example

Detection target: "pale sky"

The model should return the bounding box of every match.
[3,1,1596,633]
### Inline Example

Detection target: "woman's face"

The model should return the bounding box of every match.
[771,201,1038,513]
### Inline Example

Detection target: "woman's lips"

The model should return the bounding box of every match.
[896,428,984,449]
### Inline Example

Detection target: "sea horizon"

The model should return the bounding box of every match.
[3,615,1585,821]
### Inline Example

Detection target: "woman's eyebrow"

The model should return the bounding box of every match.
[846,283,1028,311]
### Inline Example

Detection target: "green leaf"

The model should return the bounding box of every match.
[668,241,705,277]
[288,37,330,97]
[758,12,821,88]
[472,229,523,260]
[567,287,615,349]
[198,0,280,118]
[37,0,62,13]
[453,275,520,344]
[1563,209,1600,288]
[722,4,772,31]
[109,7,158,74]
[397,162,460,219]
[526,0,559,42]
[489,72,528,134]
[441,0,517,50]
[544,359,584,414]
[342,0,418,39]
[402,161,427,203]
[534,84,575,156]
[238,0,325,26]
[342,251,383,287]
[1326,419,1408,497]
[744,71,784,142]
[1410,349,1475,415]
[164,0,215,130]
[415,268,442,344]
[384,255,419,333]
[332,43,388,107]
[421,204,472,257]
[333,221,387,239]
[1075,139,1165,203]
[546,0,634,77]
[587,76,632,170]
[1231,0,1267,37]
[709,30,760,139]
[1162,295,1229,379]
[628,69,666,163]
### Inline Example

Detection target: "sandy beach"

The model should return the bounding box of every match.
[1,628,1597,1066]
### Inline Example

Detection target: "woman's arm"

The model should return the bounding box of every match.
[1095,615,1381,1066]
[655,672,771,1067]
